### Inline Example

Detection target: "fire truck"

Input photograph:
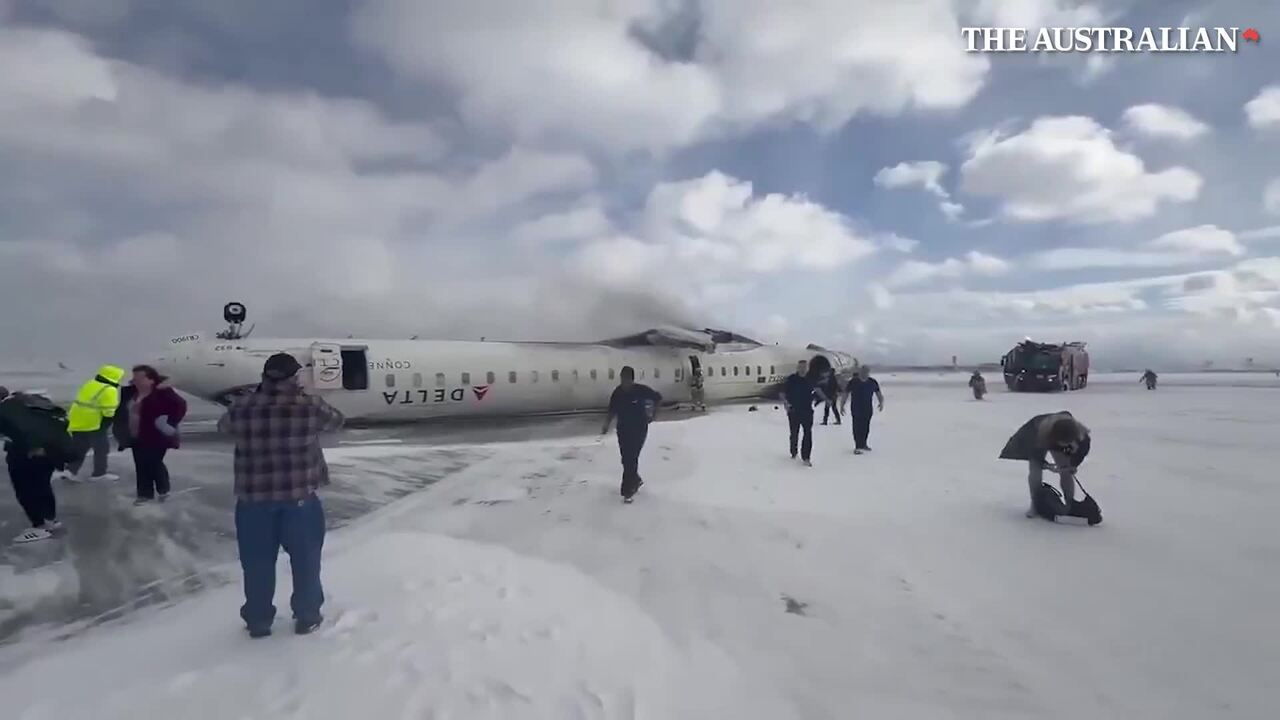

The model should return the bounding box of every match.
[1001,339,1089,392]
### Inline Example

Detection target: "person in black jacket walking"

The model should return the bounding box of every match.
[782,361,826,466]
[601,366,662,501]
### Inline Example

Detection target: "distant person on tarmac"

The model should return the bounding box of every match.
[602,366,662,502]
[969,371,988,400]
[782,360,824,466]
[1000,411,1091,518]
[59,364,124,482]
[819,370,842,426]
[112,365,187,505]
[846,366,884,454]
[0,386,70,543]
[217,353,345,638]
[1141,369,1157,390]
[690,367,706,412]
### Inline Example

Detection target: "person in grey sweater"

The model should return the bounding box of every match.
[999,411,1091,518]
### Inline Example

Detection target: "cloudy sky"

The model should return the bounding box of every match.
[1,0,1278,369]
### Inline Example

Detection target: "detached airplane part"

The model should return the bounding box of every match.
[154,304,854,423]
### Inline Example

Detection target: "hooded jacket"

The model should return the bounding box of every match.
[68,365,124,432]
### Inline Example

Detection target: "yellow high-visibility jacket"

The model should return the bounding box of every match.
[67,365,125,432]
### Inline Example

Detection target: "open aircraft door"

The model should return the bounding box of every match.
[310,342,344,391]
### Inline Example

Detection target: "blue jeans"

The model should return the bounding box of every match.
[235,494,326,630]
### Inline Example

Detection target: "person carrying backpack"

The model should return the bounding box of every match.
[0,386,70,543]
[999,411,1096,522]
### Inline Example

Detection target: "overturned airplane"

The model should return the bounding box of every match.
[154,304,856,422]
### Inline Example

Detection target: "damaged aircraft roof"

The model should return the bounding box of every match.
[599,327,763,351]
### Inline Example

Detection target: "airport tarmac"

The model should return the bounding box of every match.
[0,405,703,644]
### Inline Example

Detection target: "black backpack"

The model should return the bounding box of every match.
[1034,482,1103,526]
[0,394,76,468]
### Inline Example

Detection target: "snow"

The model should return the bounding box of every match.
[2,380,1278,718]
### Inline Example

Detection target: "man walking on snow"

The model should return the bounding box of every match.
[602,366,662,502]
[218,353,345,638]
[782,360,824,466]
[846,365,884,454]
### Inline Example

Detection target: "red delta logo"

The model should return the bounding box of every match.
[1243,28,1260,43]
[472,385,491,400]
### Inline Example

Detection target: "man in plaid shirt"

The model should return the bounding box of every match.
[218,352,345,638]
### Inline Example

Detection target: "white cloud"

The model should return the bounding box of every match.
[1147,225,1243,256]
[885,250,1011,288]
[874,161,949,198]
[881,234,919,253]
[1265,178,1280,215]
[353,0,989,153]
[1239,227,1280,243]
[965,0,1104,28]
[1028,225,1243,271]
[939,201,965,221]
[868,283,894,310]
[572,171,880,299]
[959,116,1202,224]
[874,160,968,219]
[1122,104,1210,141]
[511,204,612,245]
[1245,85,1280,130]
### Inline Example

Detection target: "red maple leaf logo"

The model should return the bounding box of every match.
[472,385,490,400]
[1242,28,1260,42]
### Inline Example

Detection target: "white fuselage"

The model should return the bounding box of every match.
[157,334,852,422]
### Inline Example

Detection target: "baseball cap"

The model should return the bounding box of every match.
[262,353,302,380]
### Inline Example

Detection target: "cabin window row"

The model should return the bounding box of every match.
[383,364,778,388]
[703,365,773,377]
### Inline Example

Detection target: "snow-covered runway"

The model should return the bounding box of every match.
[2,379,1277,719]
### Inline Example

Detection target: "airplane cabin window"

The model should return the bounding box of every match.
[733,366,739,376]
[720,367,726,376]
[770,365,775,375]
[531,370,539,383]
[590,369,598,380]
[461,372,471,384]
[608,368,615,380]
[508,371,517,383]
[654,368,660,379]
[412,373,423,388]
[756,366,762,376]
[385,373,396,388]
[435,372,445,387]
[552,370,560,382]
[675,368,683,381]
[486,371,496,384]
[743,366,749,376]
[572,369,579,382]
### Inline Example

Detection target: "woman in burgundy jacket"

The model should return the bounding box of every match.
[112,365,187,504]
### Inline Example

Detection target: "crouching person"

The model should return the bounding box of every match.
[999,411,1092,520]
[217,354,345,638]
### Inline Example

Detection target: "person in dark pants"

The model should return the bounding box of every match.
[0,387,63,543]
[601,366,662,501]
[820,370,842,425]
[217,353,345,638]
[782,360,824,466]
[846,365,884,454]
[112,366,187,505]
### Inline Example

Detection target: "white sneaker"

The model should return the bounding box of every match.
[89,473,120,482]
[14,527,53,544]
[46,519,64,532]
[52,470,76,482]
